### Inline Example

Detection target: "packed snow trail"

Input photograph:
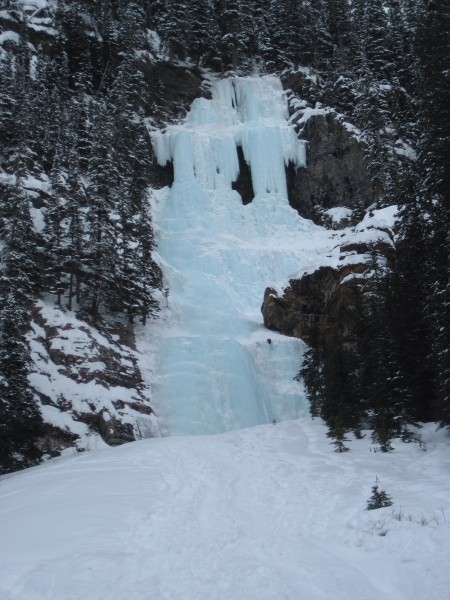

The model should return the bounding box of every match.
[141,76,330,435]
[0,421,449,600]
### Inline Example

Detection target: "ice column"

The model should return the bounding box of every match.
[150,75,314,436]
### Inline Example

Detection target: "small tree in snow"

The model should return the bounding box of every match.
[366,478,393,510]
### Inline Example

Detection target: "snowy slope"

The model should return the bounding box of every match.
[0,420,448,600]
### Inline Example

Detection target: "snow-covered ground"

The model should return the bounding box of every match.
[0,420,449,600]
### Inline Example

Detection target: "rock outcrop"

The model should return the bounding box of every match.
[262,211,396,344]
[29,301,158,457]
[262,264,365,345]
[286,112,377,223]
[282,69,378,224]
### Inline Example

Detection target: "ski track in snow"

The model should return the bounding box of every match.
[0,421,449,600]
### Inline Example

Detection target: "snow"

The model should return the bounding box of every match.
[27,22,57,36]
[28,301,159,447]
[17,0,49,10]
[358,204,398,231]
[325,206,353,224]
[0,31,20,46]
[147,29,162,56]
[0,420,448,600]
[30,206,45,232]
[294,104,332,127]
[143,76,329,436]
[0,70,446,600]
[394,139,417,160]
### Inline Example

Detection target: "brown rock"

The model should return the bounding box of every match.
[262,264,367,345]
[286,113,378,223]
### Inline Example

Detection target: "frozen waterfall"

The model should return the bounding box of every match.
[143,75,329,436]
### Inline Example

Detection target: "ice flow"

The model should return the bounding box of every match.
[148,75,327,436]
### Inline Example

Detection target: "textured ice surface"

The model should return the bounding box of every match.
[146,76,329,436]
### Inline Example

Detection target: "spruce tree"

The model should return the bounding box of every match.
[366,479,393,509]
[64,156,86,310]
[0,181,42,304]
[364,0,394,81]
[0,54,17,152]
[297,328,325,419]
[359,253,419,450]
[83,104,119,318]
[189,0,220,68]
[159,0,190,62]
[0,292,44,474]
[44,147,69,306]
[217,0,245,70]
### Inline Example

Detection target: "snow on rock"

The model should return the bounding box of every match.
[324,206,354,228]
[261,205,399,342]
[29,300,159,454]
[279,205,397,286]
[0,30,20,46]
[357,204,398,231]
[0,419,448,600]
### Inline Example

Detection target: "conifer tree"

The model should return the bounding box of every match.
[189,0,220,67]
[366,479,393,509]
[297,338,325,419]
[359,253,419,450]
[321,335,360,449]
[269,0,312,69]
[44,148,69,306]
[0,292,44,474]
[217,0,245,70]
[0,54,17,151]
[311,0,334,72]
[159,0,190,62]
[64,155,86,310]
[414,0,450,428]
[83,104,119,318]
[394,202,436,422]
[326,0,353,70]
[252,1,273,69]
[117,1,147,53]
[0,181,41,304]
[364,0,393,80]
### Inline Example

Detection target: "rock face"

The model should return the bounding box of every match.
[232,147,254,204]
[281,69,378,224]
[286,112,377,222]
[262,264,365,345]
[29,301,158,457]
[261,219,396,345]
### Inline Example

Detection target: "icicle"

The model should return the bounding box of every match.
[151,74,306,196]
